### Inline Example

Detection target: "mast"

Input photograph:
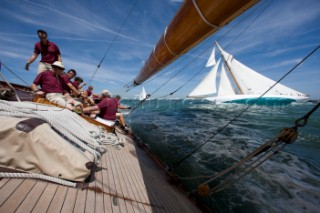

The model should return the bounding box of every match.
[215,42,244,94]
[133,0,260,85]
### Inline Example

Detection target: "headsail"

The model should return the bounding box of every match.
[188,58,220,98]
[133,0,260,85]
[206,46,217,67]
[217,64,236,96]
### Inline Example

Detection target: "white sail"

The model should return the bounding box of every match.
[217,43,307,97]
[217,64,236,96]
[206,46,216,67]
[191,42,309,104]
[139,86,147,100]
[188,58,221,98]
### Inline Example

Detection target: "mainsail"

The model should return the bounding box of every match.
[133,0,260,85]
[216,43,307,97]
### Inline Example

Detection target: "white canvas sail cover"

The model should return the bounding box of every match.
[217,64,236,96]
[217,43,307,97]
[206,46,216,67]
[188,58,221,98]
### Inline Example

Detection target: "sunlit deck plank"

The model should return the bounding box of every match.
[115,141,149,212]
[15,181,48,213]
[0,133,201,213]
[94,164,105,213]
[117,140,155,212]
[101,152,113,213]
[0,179,23,206]
[47,185,68,213]
[60,187,78,213]
[109,147,135,213]
[31,183,57,212]
[0,179,36,213]
[73,187,87,213]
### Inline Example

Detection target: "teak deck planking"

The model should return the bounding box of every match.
[0,129,201,213]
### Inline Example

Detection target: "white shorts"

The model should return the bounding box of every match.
[38,62,53,73]
[46,93,81,109]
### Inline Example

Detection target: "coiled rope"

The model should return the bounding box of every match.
[0,100,121,161]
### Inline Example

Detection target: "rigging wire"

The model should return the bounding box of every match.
[224,0,273,49]
[87,0,138,86]
[0,62,30,86]
[171,44,320,170]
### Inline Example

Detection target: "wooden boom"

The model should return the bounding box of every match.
[134,0,259,85]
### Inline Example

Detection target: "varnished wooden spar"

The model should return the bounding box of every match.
[134,0,259,85]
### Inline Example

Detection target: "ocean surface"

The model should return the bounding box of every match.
[121,99,320,213]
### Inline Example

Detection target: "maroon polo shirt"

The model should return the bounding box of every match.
[34,40,60,64]
[60,73,72,93]
[33,71,64,93]
[97,97,118,120]
[71,81,80,90]
[86,89,92,97]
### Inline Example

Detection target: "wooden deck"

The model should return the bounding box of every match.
[0,128,202,213]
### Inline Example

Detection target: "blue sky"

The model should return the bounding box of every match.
[1,0,319,99]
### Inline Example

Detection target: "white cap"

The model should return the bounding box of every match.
[52,61,65,70]
[101,90,111,97]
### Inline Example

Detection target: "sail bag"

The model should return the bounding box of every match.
[0,116,94,182]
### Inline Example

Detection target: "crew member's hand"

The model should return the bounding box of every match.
[35,90,45,96]
[25,63,30,71]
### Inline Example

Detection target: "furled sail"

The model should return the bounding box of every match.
[133,0,260,85]
[188,58,220,98]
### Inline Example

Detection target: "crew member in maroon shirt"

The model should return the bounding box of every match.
[60,69,80,97]
[31,61,81,111]
[83,90,117,120]
[25,29,62,73]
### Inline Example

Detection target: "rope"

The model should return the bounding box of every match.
[192,0,218,29]
[0,172,77,187]
[0,61,30,86]
[224,0,273,49]
[0,70,21,102]
[0,100,122,161]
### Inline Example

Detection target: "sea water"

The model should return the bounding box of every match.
[122,99,320,213]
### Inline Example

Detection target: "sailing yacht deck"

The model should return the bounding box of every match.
[0,129,201,213]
